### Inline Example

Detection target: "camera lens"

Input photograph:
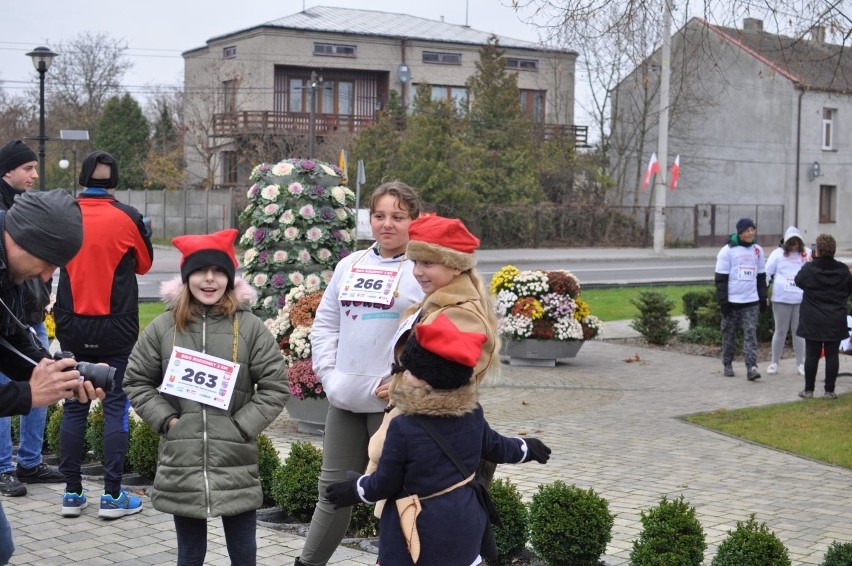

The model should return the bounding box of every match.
[75,362,116,393]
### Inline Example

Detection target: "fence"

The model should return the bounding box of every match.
[114,189,237,241]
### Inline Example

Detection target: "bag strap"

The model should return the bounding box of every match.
[413,415,471,480]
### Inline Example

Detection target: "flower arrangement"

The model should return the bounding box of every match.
[240,158,356,320]
[265,282,327,400]
[490,265,603,342]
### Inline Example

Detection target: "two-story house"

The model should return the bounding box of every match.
[182,5,582,189]
[613,17,852,246]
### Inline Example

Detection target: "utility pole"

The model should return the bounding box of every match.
[308,70,319,159]
[652,0,673,254]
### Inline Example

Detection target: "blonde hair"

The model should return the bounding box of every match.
[467,268,502,378]
[172,285,240,333]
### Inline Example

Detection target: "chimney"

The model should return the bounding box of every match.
[743,18,763,32]
[810,25,826,44]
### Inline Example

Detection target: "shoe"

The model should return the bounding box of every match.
[798,390,813,399]
[61,491,88,517]
[747,367,761,381]
[797,364,805,376]
[824,392,838,400]
[723,365,735,377]
[766,363,778,375]
[0,472,26,497]
[99,490,143,519]
[16,462,63,483]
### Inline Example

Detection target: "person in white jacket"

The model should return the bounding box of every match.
[296,181,424,566]
[765,226,810,376]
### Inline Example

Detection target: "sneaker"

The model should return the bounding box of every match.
[0,472,26,497]
[99,490,143,519]
[61,491,88,517]
[797,364,805,376]
[747,367,761,381]
[798,390,813,399]
[16,462,63,483]
[824,392,838,400]
[766,363,778,375]
[723,365,735,377]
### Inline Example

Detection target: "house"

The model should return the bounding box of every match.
[613,17,852,247]
[182,5,583,189]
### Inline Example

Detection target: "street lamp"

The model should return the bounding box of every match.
[58,149,77,196]
[26,46,58,190]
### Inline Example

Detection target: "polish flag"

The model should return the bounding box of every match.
[669,155,680,191]
[642,153,659,190]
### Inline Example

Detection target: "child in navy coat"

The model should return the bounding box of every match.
[326,313,550,566]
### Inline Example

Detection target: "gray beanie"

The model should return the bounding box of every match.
[0,140,38,177]
[5,190,83,266]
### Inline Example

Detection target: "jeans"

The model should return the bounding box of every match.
[0,500,13,565]
[173,510,257,566]
[0,323,49,473]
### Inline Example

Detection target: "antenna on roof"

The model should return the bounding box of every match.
[466,0,469,26]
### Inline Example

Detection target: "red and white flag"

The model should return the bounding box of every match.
[669,154,680,191]
[642,152,660,190]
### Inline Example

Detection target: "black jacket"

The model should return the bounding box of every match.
[0,211,51,417]
[795,256,852,342]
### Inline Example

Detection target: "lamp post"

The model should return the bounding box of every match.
[26,46,57,190]
[58,149,77,197]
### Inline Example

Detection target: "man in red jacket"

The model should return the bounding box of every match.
[54,151,153,520]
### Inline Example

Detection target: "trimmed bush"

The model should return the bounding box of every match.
[257,433,281,504]
[682,290,715,330]
[10,415,20,445]
[272,440,322,522]
[710,514,790,566]
[487,478,528,565]
[84,402,105,463]
[821,541,852,566]
[679,326,722,345]
[629,495,706,565]
[528,481,614,566]
[630,290,679,345]
[45,403,63,457]
[127,419,159,480]
[348,501,380,538]
[43,403,60,452]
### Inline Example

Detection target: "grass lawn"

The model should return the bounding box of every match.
[582,284,712,321]
[139,301,166,330]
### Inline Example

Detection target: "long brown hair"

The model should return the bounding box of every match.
[172,284,240,333]
[783,237,804,256]
[369,180,423,219]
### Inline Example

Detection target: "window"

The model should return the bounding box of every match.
[222,80,237,112]
[822,108,836,150]
[519,90,545,122]
[422,51,462,65]
[313,43,357,57]
[222,46,237,59]
[286,78,355,115]
[505,58,539,71]
[222,151,238,185]
[819,185,836,222]
[426,85,467,111]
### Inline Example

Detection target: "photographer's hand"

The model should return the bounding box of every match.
[74,380,106,403]
[29,357,82,407]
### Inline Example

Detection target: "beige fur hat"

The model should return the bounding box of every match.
[405,215,479,271]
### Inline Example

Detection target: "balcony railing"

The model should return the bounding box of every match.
[213,111,590,147]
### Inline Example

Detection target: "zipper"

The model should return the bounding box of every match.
[201,310,212,517]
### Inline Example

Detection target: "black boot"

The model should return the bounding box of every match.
[294,559,308,566]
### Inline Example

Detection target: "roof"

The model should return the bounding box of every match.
[201,5,565,53]
[701,18,852,94]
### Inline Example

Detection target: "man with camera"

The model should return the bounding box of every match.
[0,188,105,564]
[0,141,64,498]
[54,151,153,520]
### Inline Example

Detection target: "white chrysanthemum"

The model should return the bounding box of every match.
[495,289,519,317]
[554,317,583,340]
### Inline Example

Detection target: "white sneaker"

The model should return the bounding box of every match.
[797,364,805,376]
[766,363,778,375]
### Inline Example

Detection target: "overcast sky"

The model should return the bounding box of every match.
[0,0,546,102]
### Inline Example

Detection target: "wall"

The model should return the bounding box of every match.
[113,189,236,240]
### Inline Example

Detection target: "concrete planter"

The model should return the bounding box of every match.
[502,339,583,367]
[285,396,329,435]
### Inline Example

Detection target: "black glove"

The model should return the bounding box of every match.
[720,302,733,317]
[325,471,362,509]
[759,299,769,313]
[523,438,551,464]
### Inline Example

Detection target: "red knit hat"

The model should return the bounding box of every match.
[405,215,480,271]
[401,313,486,389]
[172,228,239,287]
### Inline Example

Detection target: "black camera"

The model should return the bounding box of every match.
[53,351,116,393]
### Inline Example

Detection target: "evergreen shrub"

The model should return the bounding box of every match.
[45,403,63,457]
[710,514,790,566]
[257,433,281,504]
[630,291,679,345]
[272,440,322,522]
[347,502,380,538]
[629,495,706,566]
[487,478,528,565]
[682,290,715,330]
[127,418,159,480]
[821,541,852,566]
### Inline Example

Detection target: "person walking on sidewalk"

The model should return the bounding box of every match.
[715,217,767,380]
[0,141,63,497]
[124,229,288,566]
[53,151,153,519]
[795,233,852,400]
[765,226,810,376]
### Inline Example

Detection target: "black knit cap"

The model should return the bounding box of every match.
[401,334,473,390]
[78,150,119,189]
[5,189,83,266]
[0,140,38,176]
[736,218,756,234]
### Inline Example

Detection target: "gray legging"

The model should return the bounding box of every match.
[299,405,384,566]
[771,302,805,366]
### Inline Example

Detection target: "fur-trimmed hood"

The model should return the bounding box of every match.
[389,379,478,417]
[159,274,258,308]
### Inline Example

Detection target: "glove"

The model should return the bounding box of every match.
[325,471,362,509]
[759,299,769,313]
[720,302,733,317]
[523,437,551,464]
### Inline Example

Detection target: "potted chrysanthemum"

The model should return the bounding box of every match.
[490,265,603,366]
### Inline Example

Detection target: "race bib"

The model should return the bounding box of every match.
[784,278,801,293]
[737,264,756,280]
[391,309,421,348]
[338,266,400,305]
[159,346,240,411]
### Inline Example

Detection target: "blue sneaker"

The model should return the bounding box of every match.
[98,490,143,519]
[61,491,88,517]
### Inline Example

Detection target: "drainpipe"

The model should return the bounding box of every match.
[794,87,805,226]
[399,38,407,110]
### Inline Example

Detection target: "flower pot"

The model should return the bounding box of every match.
[501,339,583,367]
[285,396,329,435]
